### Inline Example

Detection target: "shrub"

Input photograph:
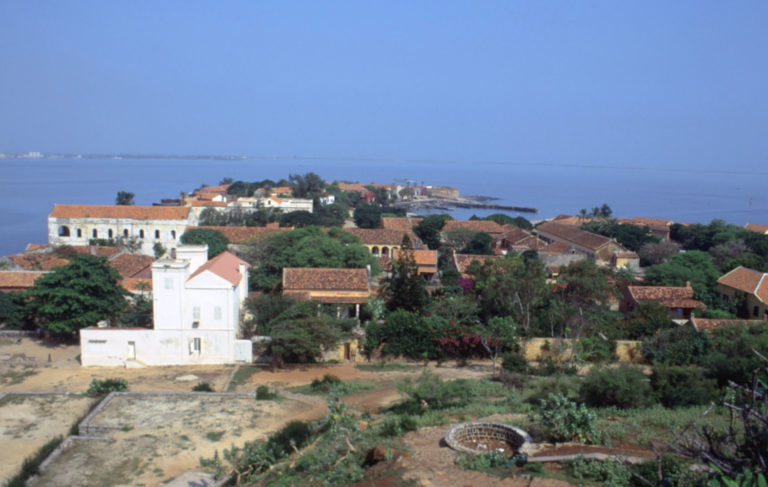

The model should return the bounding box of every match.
[536,393,598,443]
[651,365,719,408]
[642,326,711,366]
[524,374,581,406]
[86,378,128,396]
[703,322,768,387]
[264,421,312,458]
[570,458,631,486]
[533,357,578,376]
[580,365,652,409]
[396,370,474,413]
[629,455,700,487]
[310,374,342,392]
[380,414,419,437]
[576,336,616,363]
[455,451,518,471]
[256,385,278,400]
[501,351,529,374]
[193,382,214,392]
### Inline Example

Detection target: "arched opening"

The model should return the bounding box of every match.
[381,246,389,258]
[371,246,379,256]
[76,228,82,238]
[154,230,160,239]
[92,229,98,238]
[139,229,145,239]
[171,230,176,240]
[123,229,129,238]
[58,225,71,237]
[108,229,114,239]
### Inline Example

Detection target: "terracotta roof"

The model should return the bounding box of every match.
[688,317,766,331]
[344,228,423,248]
[283,268,369,292]
[617,217,673,231]
[498,226,533,244]
[336,182,371,194]
[197,184,230,194]
[552,215,592,226]
[121,278,152,292]
[108,253,154,278]
[718,266,768,303]
[392,249,438,268]
[25,244,48,251]
[746,223,768,234]
[627,285,705,309]
[190,226,289,244]
[188,251,249,286]
[381,217,423,232]
[268,196,283,204]
[0,271,48,289]
[536,221,613,251]
[443,220,505,235]
[190,200,228,207]
[66,245,122,258]
[269,186,292,195]
[539,241,573,254]
[50,204,190,220]
[8,253,69,270]
[453,253,500,275]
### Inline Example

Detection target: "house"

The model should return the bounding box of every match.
[616,217,674,242]
[189,224,290,251]
[390,249,438,280]
[343,229,423,258]
[611,252,641,272]
[493,226,546,254]
[442,220,506,238]
[621,283,705,319]
[686,316,766,332]
[381,216,423,233]
[452,253,500,277]
[0,271,48,293]
[261,195,313,213]
[717,266,768,320]
[80,245,252,366]
[282,267,371,318]
[746,223,768,235]
[535,221,627,264]
[48,205,196,256]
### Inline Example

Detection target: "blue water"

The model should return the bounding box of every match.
[1,157,766,256]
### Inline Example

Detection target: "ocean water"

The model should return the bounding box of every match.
[1,157,766,256]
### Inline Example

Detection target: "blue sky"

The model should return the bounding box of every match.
[0,1,765,171]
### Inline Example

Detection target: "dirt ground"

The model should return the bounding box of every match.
[0,393,95,485]
[28,392,327,487]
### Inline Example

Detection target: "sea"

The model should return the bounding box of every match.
[1,157,766,257]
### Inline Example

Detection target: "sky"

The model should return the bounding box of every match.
[0,1,766,171]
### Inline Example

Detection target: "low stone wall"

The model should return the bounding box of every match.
[0,330,36,338]
[445,422,533,455]
[522,338,642,364]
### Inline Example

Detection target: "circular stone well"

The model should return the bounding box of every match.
[445,422,533,456]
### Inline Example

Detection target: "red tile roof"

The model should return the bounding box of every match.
[453,253,500,275]
[344,228,423,247]
[539,241,573,254]
[0,271,48,289]
[688,317,766,331]
[627,284,705,309]
[283,268,369,292]
[718,266,768,303]
[392,249,438,268]
[8,253,69,270]
[381,217,423,232]
[50,204,190,220]
[443,220,505,235]
[65,245,122,258]
[188,251,249,286]
[190,226,290,244]
[746,223,768,234]
[536,221,613,251]
[121,278,152,292]
[108,253,154,278]
[269,186,293,195]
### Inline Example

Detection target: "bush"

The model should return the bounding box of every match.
[380,414,419,437]
[580,365,652,409]
[193,382,214,392]
[703,322,768,387]
[264,421,312,459]
[629,455,701,487]
[86,378,128,396]
[501,351,529,374]
[310,374,342,392]
[533,357,578,376]
[651,365,719,408]
[570,458,631,486]
[575,336,616,363]
[255,385,278,400]
[396,370,474,413]
[524,374,581,406]
[642,326,711,366]
[536,393,598,443]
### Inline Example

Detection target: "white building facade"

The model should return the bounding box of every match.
[80,245,252,366]
[48,205,197,256]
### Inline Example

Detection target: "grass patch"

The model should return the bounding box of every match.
[205,431,225,442]
[3,436,63,487]
[226,366,260,391]
[356,362,418,372]
[290,375,376,396]
[0,367,39,386]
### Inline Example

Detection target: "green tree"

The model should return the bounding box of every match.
[115,191,135,205]
[414,214,452,250]
[153,242,166,259]
[381,235,428,313]
[460,232,493,255]
[0,292,28,329]
[551,259,615,338]
[180,228,229,258]
[625,302,672,339]
[643,250,721,307]
[27,254,127,334]
[198,207,229,226]
[476,316,518,371]
[353,204,383,229]
[289,172,325,198]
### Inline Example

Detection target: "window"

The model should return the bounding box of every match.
[193,307,200,320]
[76,228,82,238]
[164,278,173,290]
[123,229,129,238]
[93,229,98,238]
[154,230,160,239]
[191,337,201,354]
[214,306,222,320]
[58,225,70,237]
[171,230,176,239]
[755,306,760,317]
[108,229,114,238]
[139,229,145,239]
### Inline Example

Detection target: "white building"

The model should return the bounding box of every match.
[261,196,313,213]
[80,245,252,366]
[48,205,196,256]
